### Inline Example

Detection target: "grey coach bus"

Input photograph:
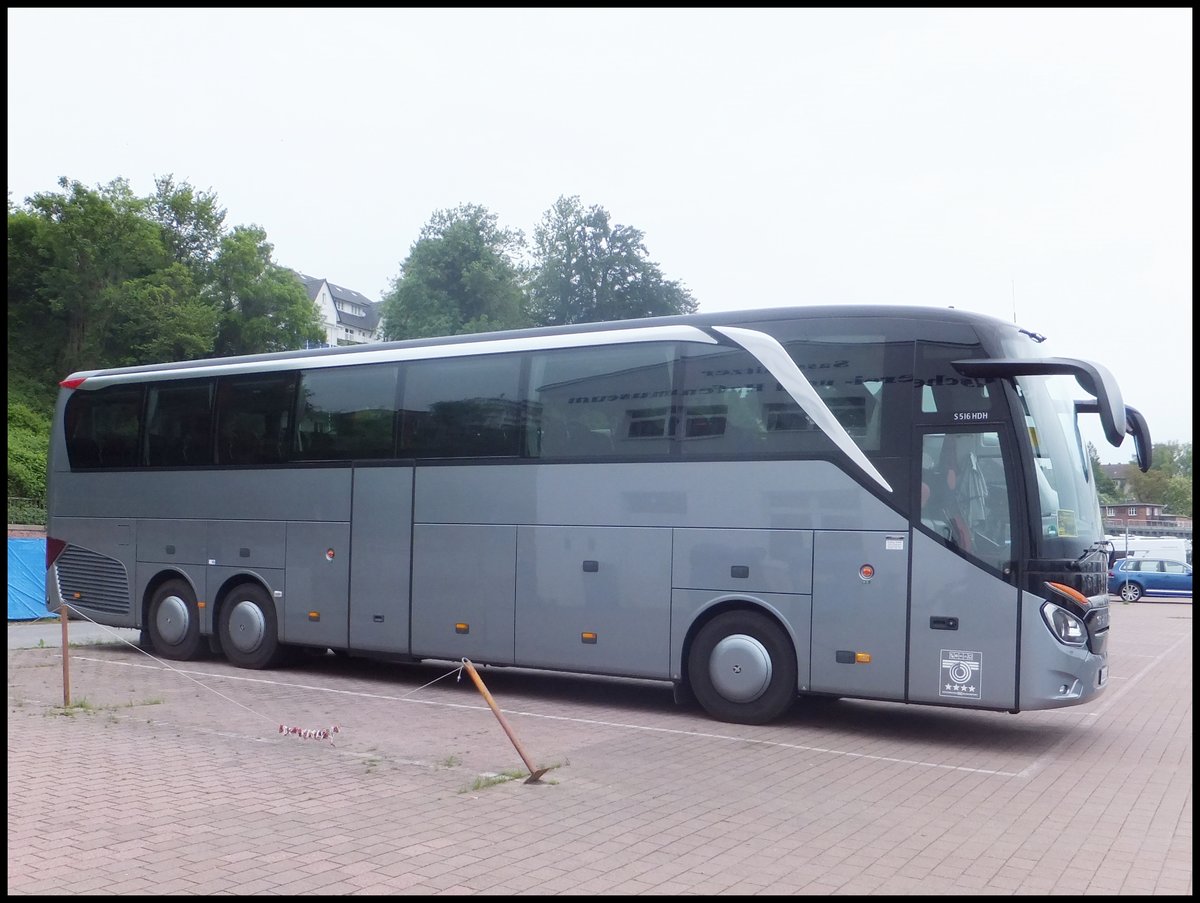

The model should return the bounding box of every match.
[45,305,1151,724]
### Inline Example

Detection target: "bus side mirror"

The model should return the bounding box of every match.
[1074,401,1153,473]
[1124,405,1152,473]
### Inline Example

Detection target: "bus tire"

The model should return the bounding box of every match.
[688,610,797,725]
[147,579,205,661]
[219,583,286,669]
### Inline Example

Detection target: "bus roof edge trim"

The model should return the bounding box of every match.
[65,324,720,388]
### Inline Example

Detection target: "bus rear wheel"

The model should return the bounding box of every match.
[688,610,797,725]
[147,579,204,661]
[219,583,286,669]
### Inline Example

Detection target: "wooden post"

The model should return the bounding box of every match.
[461,659,548,784]
[60,605,71,706]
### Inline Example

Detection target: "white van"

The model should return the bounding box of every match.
[1106,535,1190,566]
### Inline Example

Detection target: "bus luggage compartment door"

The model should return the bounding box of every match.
[515,526,672,678]
[411,524,517,665]
[809,530,908,700]
[282,521,351,649]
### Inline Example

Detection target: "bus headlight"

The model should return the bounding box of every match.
[1040,601,1087,647]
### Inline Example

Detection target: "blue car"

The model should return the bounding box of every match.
[1108,557,1193,601]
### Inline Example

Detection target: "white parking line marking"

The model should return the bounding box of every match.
[1016,629,1192,778]
[75,655,1023,777]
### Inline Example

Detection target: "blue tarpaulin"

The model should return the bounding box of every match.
[8,539,51,620]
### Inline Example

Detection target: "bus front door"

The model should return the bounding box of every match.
[907,429,1019,710]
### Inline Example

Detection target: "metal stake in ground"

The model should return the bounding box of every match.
[60,605,71,706]
[461,659,548,784]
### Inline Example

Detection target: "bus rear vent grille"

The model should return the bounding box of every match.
[56,546,131,615]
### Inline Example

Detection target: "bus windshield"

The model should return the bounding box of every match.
[1011,372,1105,557]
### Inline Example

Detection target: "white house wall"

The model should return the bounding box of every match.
[305,276,381,346]
[316,285,339,345]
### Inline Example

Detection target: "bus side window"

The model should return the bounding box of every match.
[529,343,674,460]
[144,381,214,467]
[180,414,213,465]
[225,424,261,465]
[401,356,522,459]
[69,437,102,468]
[215,374,296,466]
[64,384,144,469]
[565,414,614,455]
[921,435,970,549]
[147,433,182,467]
[921,431,1011,570]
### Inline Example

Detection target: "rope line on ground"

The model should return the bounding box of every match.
[56,603,465,744]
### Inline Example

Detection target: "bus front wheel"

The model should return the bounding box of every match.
[219,583,286,669]
[688,610,797,725]
[147,579,204,661]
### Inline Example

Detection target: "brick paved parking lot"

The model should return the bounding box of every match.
[7,598,1192,895]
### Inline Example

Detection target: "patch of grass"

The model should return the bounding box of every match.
[124,697,164,708]
[48,697,148,717]
[439,754,462,768]
[458,759,568,792]
[51,698,98,717]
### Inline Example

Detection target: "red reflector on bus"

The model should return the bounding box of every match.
[46,538,68,569]
[59,376,87,389]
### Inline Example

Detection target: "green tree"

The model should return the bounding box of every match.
[380,204,529,340]
[1088,442,1122,505]
[146,174,226,277]
[210,225,324,356]
[106,263,219,366]
[1126,441,1192,517]
[19,177,167,375]
[7,203,65,387]
[7,398,50,505]
[528,195,698,327]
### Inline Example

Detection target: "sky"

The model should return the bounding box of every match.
[7,8,1192,464]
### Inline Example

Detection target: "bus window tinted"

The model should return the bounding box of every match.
[64,384,144,469]
[916,342,1001,421]
[529,343,676,459]
[780,339,891,452]
[295,364,398,460]
[216,374,297,465]
[679,334,912,461]
[676,344,775,456]
[146,381,214,466]
[401,355,523,458]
